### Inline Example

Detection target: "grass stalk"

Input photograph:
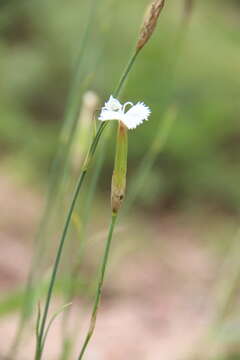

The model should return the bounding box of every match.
[60,127,112,360]
[77,213,117,360]
[8,2,100,358]
[76,120,128,359]
[34,47,141,359]
[34,0,167,352]
[34,121,106,360]
[61,127,112,354]
[35,169,87,360]
[113,49,140,97]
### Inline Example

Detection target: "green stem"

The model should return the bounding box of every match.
[61,128,111,360]
[35,170,87,360]
[77,213,117,360]
[35,123,106,360]
[35,44,141,360]
[113,50,140,97]
[58,50,140,358]
[9,2,100,358]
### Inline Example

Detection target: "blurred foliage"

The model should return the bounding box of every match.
[0,0,240,209]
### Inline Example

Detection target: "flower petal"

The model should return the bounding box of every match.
[98,109,123,122]
[121,102,151,129]
[104,95,122,111]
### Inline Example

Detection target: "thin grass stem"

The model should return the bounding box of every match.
[60,127,112,360]
[113,49,140,97]
[34,41,142,360]
[56,50,141,355]
[35,120,107,359]
[8,1,100,358]
[77,213,117,360]
[35,169,87,360]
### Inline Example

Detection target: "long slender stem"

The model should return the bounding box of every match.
[113,50,139,98]
[35,122,106,360]
[35,171,87,360]
[58,50,140,358]
[34,45,141,360]
[61,128,111,360]
[78,213,117,360]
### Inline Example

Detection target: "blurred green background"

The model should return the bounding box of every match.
[0,0,240,210]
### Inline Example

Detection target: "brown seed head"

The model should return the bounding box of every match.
[136,0,166,51]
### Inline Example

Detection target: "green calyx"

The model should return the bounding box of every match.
[111,122,128,213]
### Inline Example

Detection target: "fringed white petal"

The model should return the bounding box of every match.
[104,95,122,111]
[121,102,151,129]
[98,109,123,122]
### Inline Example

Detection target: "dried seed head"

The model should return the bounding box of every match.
[136,0,166,51]
[183,0,194,23]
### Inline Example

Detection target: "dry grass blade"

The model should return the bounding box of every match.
[136,0,166,50]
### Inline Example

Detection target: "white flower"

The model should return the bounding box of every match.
[98,95,151,130]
